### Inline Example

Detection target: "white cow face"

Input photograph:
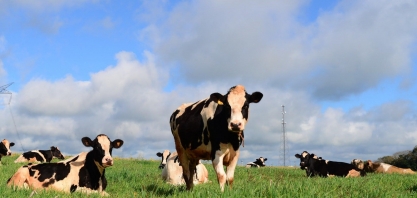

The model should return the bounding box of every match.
[0,139,15,156]
[210,85,263,132]
[81,134,123,168]
[156,150,171,169]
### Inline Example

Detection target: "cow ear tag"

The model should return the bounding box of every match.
[217,100,223,105]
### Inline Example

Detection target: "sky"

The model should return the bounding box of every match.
[1,0,417,167]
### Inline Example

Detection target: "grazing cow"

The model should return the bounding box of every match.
[7,134,123,196]
[351,159,415,174]
[14,146,65,163]
[292,154,366,177]
[156,150,209,185]
[170,85,263,191]
[246,157,268,168]
[0,139,15,165]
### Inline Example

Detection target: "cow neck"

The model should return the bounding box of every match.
[94,160,105,175]
[39,150,52,162]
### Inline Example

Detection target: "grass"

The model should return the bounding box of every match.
[1,154,417,197]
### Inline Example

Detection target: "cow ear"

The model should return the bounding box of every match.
[156,152,163,157]
[265,158,268,161]
[295,154,301,158]
[81,137,93,147]
[51,146,56,151]
[112,139,124,149]
[210,93,225,105]
[249,92,263,103]
[10,142,15,147]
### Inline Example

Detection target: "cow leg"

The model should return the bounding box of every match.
[212,151,226,192]
[225,150,239,189]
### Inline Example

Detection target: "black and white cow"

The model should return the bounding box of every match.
[170,85,263,191]
[7,134,123,196]
[297,152,365,177]
[295,151,322,177]
[14,146,65,163]
[156,150,209,185]
[246,157,267,168]
[0,139,15,165]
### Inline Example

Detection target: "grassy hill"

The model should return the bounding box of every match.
[1,154,417,197]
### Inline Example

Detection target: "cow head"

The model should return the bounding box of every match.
[81,134,123,168]
[0,139,15,156]
[294,151,310,170]
[210,85,263,132]
[156,150,171,169]
[255,157,267,167]
[351,159,364,170]
[50,146,65,160]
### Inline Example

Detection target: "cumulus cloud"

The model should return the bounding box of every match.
[141,0,417,101]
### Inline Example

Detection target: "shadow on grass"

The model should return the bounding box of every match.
[145,184,186,196]
[408,185,417,192]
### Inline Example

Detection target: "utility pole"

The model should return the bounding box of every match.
[281,105,289,166]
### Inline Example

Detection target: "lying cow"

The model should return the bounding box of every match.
[246,157,267,168]
[297,152,365,177]
[14,146,65,163]
[156,150,209,185]
[170,85,263,191]
[7,134,123,196]
[0,139,15,165]
[351,159,415,174]
[295,151,322,177]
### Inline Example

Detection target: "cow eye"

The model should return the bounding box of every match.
[242,105,248,109]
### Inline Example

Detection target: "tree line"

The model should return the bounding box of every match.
[376,146,417,171]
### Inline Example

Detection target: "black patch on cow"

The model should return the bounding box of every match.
[70,184,77,193]
[78,151,106,190]
[42,178,56,187]
[0,142,7,156]
[28,163,71,182]
[176,100,207,150]
[22,151,46,162]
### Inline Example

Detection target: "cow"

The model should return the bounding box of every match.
[156,150,209,185]
[246,157,267,168]
[7,134,123,196]
[351,159,415,174]
[296,151,365,177]
[0,139,15,165]
[302,153,366,177]
[294,151,322,177]
[170,85,263,191]
[14,146,65,163]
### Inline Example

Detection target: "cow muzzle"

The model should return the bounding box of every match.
[102,157,114,167]
[229,121,243,132]
[7,152,11,156]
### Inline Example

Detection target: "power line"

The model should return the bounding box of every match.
[1,82,26,152]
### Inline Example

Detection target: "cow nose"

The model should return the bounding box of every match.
[230,122,241,131]
[105,158,113,165]
[7,152,11,156]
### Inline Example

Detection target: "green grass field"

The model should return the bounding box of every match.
[1,154,417,197]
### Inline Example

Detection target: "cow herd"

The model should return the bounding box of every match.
[295,151,415,178]
[1,85,415,196]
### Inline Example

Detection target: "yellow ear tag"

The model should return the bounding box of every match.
[217,100,223,105]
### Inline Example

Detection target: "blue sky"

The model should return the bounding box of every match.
[1,0,417,166]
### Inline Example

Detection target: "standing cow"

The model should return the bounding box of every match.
[170,85,263,191]
[14,146,65,163]
[156,150,209,185]
[0,139,15,165]
[246,157,268,168]
[7,134,123,196]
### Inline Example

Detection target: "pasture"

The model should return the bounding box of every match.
[1,154,417,197]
